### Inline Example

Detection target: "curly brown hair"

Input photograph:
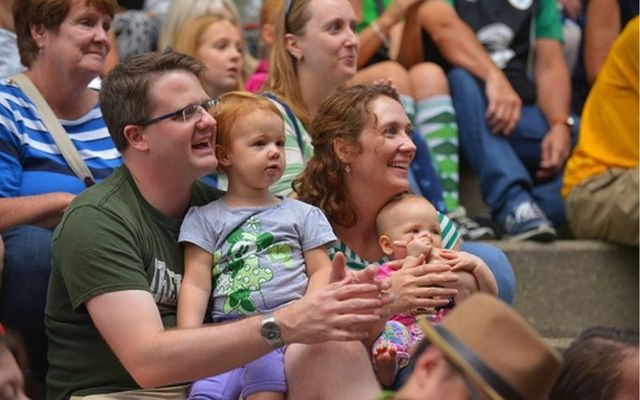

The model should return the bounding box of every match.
[294,84,400,227]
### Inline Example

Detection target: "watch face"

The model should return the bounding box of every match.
[261,318,281,344]
[263,322,279,339]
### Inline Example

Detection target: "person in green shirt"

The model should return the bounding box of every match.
[45,49,390,400]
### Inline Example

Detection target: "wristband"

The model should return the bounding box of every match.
[370,20,390,48]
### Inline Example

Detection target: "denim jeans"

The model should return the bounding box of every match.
[0,225,52,382]
[409,129,447,214]
[448,68,578,226]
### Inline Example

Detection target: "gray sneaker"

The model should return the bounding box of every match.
[502,201,556,242]
[448,206,495,241]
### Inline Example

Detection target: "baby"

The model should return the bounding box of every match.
[373,192,498,386]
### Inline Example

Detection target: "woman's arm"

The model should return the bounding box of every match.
[176,243,213,328]
[0,193,75,232]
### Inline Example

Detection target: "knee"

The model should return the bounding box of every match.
[409,62,450,98]
[371,61,412,95]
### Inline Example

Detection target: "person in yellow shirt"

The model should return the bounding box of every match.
[562,17,639,246]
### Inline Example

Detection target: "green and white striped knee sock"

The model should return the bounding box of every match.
[400,95,416,125]
[415,95,460,212]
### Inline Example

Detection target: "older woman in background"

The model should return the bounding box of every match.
[0,0,120,391]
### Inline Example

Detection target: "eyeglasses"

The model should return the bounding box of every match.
[137,98,219,127]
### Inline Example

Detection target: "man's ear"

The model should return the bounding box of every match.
[215,144,231,167]
[411,345,443,386]
[123,124,148,151]
[284,32,302,61]
[332,138,352,164]
[379,235,394,256]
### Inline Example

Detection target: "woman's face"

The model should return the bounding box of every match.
[348,96,416,198]
[37,0,111,77]
[196,19,243,97]
[292,0,359,85]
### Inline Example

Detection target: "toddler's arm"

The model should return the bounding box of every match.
[303,246,333,292]
[177,243,214,328]
[432,248,498,295]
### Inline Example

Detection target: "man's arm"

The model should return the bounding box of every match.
[86,266,388,389]
[416,0,522,134]
[534,38,572,179]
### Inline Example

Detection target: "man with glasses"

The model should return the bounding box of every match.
[45,49,388,400]
[382,293,563,400]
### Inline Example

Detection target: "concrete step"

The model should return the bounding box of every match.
[486,240,639,339]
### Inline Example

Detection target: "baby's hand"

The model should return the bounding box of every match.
[433,249,481,272]
[406,238,432,258]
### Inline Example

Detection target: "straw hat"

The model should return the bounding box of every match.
[417,293,563,400]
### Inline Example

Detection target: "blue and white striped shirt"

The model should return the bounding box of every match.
[0,78,121,197]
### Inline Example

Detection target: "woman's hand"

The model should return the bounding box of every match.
[0,346,28,400]
[277,252,392,345]
[386,255,459,315]
[441,270,479,305]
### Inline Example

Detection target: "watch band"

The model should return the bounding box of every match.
[551,116,575,128]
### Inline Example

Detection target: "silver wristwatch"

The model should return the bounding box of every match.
[260,313,284,348]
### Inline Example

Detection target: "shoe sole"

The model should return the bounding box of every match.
[462,230,495,241]
[504,225,557,242]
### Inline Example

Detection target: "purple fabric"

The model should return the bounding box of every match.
[188,348,287,400]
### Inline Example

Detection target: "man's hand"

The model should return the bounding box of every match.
[537,124,571,181]
[277,252,390,346]
[484,70,522,135]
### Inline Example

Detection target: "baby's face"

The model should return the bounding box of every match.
[380,197,442,259]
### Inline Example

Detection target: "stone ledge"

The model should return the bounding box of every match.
[482,240,638,338]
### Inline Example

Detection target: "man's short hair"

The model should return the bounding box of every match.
[99,49,205,152]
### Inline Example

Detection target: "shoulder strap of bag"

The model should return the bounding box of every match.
[261,92,305,154]
[10,73,95,187]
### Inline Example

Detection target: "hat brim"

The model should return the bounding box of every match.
[417,318,519,400]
